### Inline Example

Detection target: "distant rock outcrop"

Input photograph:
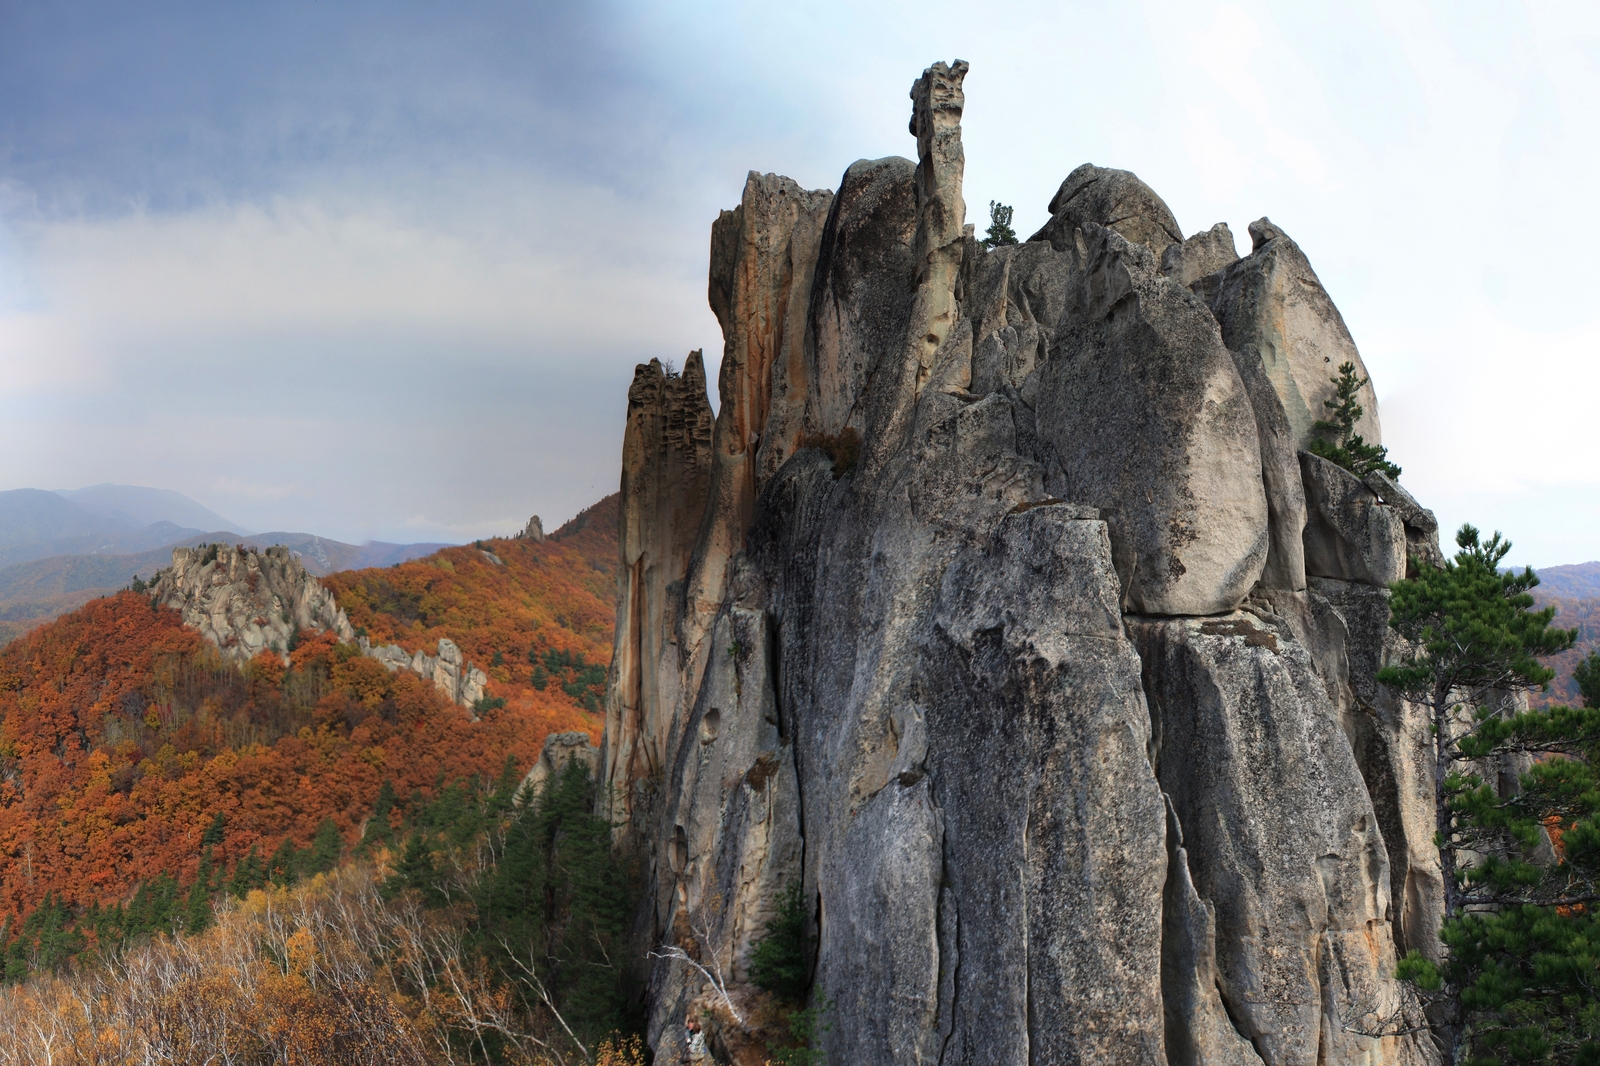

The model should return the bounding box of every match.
[147,542,489,709]
[147,543,354,661]
[516,515,545,542]
[360,635,488,709]
[600,61,1445,1066]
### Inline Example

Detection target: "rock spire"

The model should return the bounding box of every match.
[600,60,1442,1066]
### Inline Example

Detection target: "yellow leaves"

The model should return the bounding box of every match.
[596,1033,649,1065]
[285,926,317,976]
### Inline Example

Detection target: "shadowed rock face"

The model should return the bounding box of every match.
[599,60,1438,1066]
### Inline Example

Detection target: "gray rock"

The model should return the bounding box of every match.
[1035,223,1270,615]
[1205,220,1382,450]
[1131,613,1428,1066]
[795,156,919,443]
[1300,451,1407,587]
[1232,343,1308,591]
[1163,222,1241,288]
[147,542,354,661]
[965,240,1075,404]
[692,172,833,663]
[602,60,1439,1066]
[521,731,599,797]
[1363,472,1445,574]
[1308,577,1445,964]
[516,515,545,542]
[599,353,714,818]
[1163,798,1268,1066]
[925,507,1168,1065]
[1030,163,1184,262]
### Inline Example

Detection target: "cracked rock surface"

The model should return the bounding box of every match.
[600,60,1439,1066]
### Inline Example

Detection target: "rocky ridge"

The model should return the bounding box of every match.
[600,61,1443,1066]
[147,542,488,708]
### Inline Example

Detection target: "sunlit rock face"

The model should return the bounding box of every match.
[600,60,1442,1066]
[148,542,355,661]
[150,542,489,708]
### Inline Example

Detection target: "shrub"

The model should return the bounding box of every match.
[750,881,810,1002]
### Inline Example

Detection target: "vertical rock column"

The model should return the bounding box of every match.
[601,354,714,818]
[863,59,969,468]
[685,173,832,657]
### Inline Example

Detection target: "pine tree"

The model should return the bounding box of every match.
[268,836,301,885]
[983,200,1018,248]
[201,811,227,848]
[1378,524,1592,1062]
[361,780,397,851]
[749,881,811,1003]
[229,844,266,898]
[304,818,343,876]
[185,847,215,934]
[1307,361,1401,479]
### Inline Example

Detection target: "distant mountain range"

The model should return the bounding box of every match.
[1533,560,1600,600]
[0,485,451,645]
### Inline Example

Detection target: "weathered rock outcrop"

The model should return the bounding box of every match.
[600,61,1439,1066]
[148,543,355,660]
[522,730,600,796]
[516,515,545,542]
[602,353,715,814]
[361,635,489,708]
[1203,220,1382,450]
[149,541,490,708]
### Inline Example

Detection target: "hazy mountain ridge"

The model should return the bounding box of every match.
[1529,564,1600,707]
[0,485,451,645]
[54,483,245,535]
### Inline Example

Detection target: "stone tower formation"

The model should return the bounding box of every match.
[600,60,1444,1065]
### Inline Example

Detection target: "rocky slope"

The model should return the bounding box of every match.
[146,542,488,707]
[601,61,1443,1065]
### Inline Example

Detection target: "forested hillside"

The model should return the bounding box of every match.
[1532,590,1600,707]
[0,495,619,986]
[325,495,619,714]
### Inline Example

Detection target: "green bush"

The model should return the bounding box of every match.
[750,881,810,1002]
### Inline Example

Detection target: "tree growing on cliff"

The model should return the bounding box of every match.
[983,200,1018,248]
[1379,525,1597,1063]
[1309,361,1401,479]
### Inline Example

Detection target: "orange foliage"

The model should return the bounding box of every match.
[324,495,618,711]
[0,495,620,929]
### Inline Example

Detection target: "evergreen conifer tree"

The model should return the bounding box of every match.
[201,811,227,848]
[983,200,1018,248]
[361,780,397,851]
[1308,361,1401,479]
[1378,524,1596,1062]
[304,818,343,876]
[185,847,215,934]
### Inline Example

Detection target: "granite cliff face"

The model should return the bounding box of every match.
[601,61,1442,1066]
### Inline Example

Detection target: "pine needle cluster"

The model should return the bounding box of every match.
[1307,361,1401,480]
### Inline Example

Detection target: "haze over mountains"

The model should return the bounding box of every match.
[0,484,451,644]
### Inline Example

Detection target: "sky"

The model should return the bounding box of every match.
[1,1,1597,565]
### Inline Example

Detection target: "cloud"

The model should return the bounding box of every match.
[1,0,1598,563]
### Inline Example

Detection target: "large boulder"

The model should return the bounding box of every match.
[1204,219,1382,450]
[1130,612,1429,1066]
[780,155,919,449]
[1035,224,1269,615]
[1029,163,1184,262]
[923,506,1168,1064]
[1300,451,1407,587]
